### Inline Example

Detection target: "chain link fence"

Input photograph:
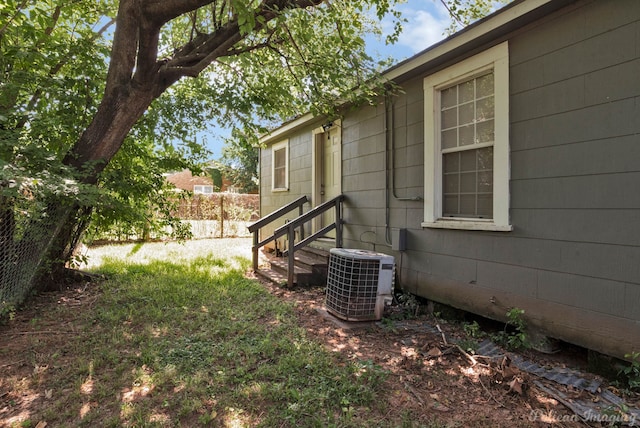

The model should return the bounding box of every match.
[0,194,64,317]
[0,192,259,315]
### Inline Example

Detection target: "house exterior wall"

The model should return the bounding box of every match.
[340,0,640,358]
[258,0,640,358]
[259,130,315,247]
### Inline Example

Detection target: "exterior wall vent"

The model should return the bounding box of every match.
[325,248,395,321]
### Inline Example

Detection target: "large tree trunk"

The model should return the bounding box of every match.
[40,0,173,276]
[41,86,161,283]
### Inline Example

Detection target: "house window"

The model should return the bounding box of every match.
[194,185,213,194]
[272,140,289,191]
[423,42,511,231]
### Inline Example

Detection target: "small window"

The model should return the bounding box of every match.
[423,42,511,231]
[194,185,213,194]
[272,140,289,191]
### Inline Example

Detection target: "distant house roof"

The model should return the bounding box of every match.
[165,169,213,192]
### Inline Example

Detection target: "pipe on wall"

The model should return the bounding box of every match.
[383,93,422,245]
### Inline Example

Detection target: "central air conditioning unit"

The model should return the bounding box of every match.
[325,248,395,321]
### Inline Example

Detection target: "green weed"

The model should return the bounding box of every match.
[491,308,530,351]
[462,320,483,339]
[618,352,640,392]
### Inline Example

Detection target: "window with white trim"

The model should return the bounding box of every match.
[272,140,289,191]
[423,42,511,231]
[194,185,213,194]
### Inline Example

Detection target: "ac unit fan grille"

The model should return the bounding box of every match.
[325,255,381,320]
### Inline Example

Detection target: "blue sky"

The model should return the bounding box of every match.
[202,0,453,160]
[369,0,452,61]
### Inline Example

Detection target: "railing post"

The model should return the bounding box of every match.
[220,195,225,239]
[335,199,343,248]
[298,204,305,241]
[246,195,308,274]
[287,223,295,287]
[252,231,259,272]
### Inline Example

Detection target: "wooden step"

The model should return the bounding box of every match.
[270,257,318,286]
[307,238,336,252]
[259,245,332,287]
[256,267,317,288]
[287,252,327,272]
[255,267,288,286]
[296,246,330,264]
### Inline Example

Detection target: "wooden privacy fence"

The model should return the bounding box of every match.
[174,193,259,238]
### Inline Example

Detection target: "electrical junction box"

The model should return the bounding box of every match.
[391,228,407,252]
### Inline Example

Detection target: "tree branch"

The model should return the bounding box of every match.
[15,17,116,130]
[225,27,280,56]
[106,0,141,89]
[159,20,244,80]
[0,0,28,41]
[134,20,162,84]
[157,0,323,82]
[66,0,327,173]
[143,0,215,26]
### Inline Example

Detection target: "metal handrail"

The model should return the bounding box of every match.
[248,194,344,286]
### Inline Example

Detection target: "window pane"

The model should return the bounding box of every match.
[443,195,459,217]
[460,172,476,193]
[459,195,476,216]
[441,108,457,129]
[476,96,494,121]
[274,148,286,168]
[459,80,474,103]
[459,102,474,125]
[441,86,457,108]
[443,152,459,172]
[442,129,457,150]
[476,72,494,98]
[460,150,476,171]
[274,167,286,188]
[478,171,493,192]
[476,120,494,144]
[459,125,474,146]
[478,146,493,170]
[441,146,493,219]
[477,194,493,218]
[443,173,459,193]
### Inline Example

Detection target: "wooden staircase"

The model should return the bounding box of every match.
[248,195,344,287]
[256,246,330,287]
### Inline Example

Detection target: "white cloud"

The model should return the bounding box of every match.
[372,0,452,61]
[396,1,450,54]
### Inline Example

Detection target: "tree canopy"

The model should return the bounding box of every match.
[0,0,508,305]
[1,0,399,230]
[0,0,406,302]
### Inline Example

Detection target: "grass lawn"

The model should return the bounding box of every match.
[1,239,390,427]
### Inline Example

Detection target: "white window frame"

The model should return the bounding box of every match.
[194,185,213,194]
[422,42,511,232]
[271,139,289,192]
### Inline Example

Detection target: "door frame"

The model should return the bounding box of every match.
[311,120,342,234]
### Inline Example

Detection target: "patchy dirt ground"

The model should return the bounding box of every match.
[0,283,104,427]
[1,274,638,427]
[253,273,640,427]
